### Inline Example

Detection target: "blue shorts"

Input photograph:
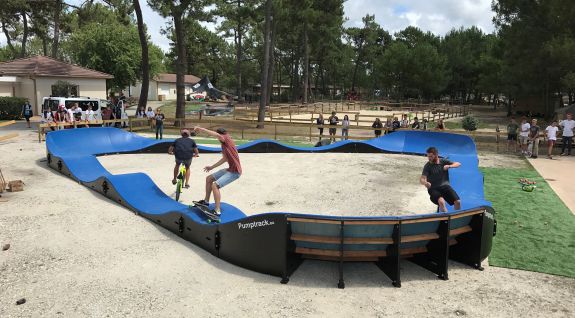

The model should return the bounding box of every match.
[212,169,240,188]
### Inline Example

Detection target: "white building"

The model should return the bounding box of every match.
[0,55,113,114]
[128,73,201,101]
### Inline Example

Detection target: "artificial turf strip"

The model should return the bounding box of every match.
[481,167,575,278]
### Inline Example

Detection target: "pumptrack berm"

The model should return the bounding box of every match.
[46,127,496,288]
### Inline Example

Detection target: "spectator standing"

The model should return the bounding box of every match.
[135,107,145,118]
[436,119,445,130]
[527,118,540,158]
[21,100,33,128]
[155,109,165,139]
[101,106,112,126]
[422,118,429,130]
[411,117,421,129]
[316,114,325,140]
[559,113,575,156]
[341,115,350,140]
[545,121,559,159]
[146,107,156,128]
[391,117,401,132]
[85,104,96,127]
[41,108,55,131]
[372,118,383,137]
[519,117,531,155]
[328,111,339,142]
[401,114,409,128]
[54,104,70,129]
[506,117,519,153]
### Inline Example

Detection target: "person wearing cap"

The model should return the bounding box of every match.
[168,129,199,189]
[193,126,242,216]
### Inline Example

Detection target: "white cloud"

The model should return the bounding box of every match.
[344,0,495,36]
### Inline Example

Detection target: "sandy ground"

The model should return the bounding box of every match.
[98,153,436,216]
[527,155,575,214]
[1,122,574,317]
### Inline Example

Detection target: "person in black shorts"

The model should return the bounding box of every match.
[168,129,199,188]
[328,111,339,142]
[506,117,519,153]
[420,147,461,212]
[21,100,33,128]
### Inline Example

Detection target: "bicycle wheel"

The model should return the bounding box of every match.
[175,180,182,201]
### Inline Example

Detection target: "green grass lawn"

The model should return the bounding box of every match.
[481,166,575,278]
[158,101,206,117]
[444,120,491,130]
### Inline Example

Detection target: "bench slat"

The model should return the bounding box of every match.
[302,255,379,262]
[287,217,341,224]
[291,234,393,244]
[295,247,388,257]
[449,225,472,236]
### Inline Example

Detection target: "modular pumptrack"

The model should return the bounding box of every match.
[46,128,496,288]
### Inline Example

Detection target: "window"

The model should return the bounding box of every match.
[51,82,79,97]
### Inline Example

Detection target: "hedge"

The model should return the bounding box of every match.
[0,97,27,120]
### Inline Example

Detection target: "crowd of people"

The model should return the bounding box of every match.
[315,111,439,141]
[39,100,125,132]
[506,113,575,159]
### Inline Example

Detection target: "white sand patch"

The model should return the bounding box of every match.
[97,153,437,216]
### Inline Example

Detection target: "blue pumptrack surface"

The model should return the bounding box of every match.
[46,127,491,224]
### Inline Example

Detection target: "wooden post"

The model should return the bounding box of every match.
[274,124,277,140]
[309,124,312,141]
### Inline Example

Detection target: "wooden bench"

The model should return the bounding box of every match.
[287,209,485,288]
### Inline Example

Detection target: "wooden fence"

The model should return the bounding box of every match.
[38,115,564,154]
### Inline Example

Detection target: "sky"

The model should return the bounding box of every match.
[0,0,496,53]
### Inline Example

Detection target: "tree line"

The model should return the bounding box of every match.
[1,0,574,121]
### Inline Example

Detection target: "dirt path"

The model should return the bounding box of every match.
[527,155,575,214]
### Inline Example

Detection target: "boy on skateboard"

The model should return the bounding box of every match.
[193,127,242,216]
[168,129,199,188]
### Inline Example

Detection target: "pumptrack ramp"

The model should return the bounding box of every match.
[46,127,496,288]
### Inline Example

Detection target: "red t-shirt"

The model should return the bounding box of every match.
[221,134,242,174]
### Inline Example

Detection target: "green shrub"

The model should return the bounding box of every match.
[462,115,480,131]
[0,97,27,120]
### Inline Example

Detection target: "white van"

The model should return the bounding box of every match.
[42,97,103,121]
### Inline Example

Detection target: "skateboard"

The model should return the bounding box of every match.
[191,201,220,223]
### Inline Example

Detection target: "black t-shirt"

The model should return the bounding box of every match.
[173,137,197,160]
[412,122,420,129]
[372,122,383,129]
[155,114,165,125]
[422,158,453,188]
[329,116,339,125]
[529,125,540,138]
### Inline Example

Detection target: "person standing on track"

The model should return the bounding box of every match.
[420,147,462,212]
[193,126,242,216]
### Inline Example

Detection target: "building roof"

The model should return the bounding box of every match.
[0,55,113,79]
[156,73,200,85]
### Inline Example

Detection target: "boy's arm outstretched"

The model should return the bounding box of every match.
[194,126,224,142]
